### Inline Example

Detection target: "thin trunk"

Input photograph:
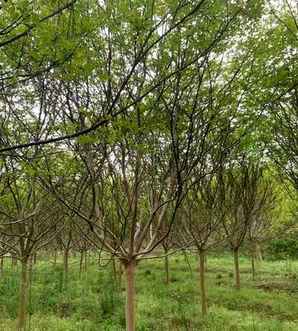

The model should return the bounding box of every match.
[163,244,169,284]
[251,242,257,281]
[164,254,170,284]
[125,260,136,331]
[255,243,263,262]
[0,257,4,276]
[17,258,29,330]
[199,250,207,315]
[251,251,255,281]
[29,256,33,287]
[112,256,117,280]
[79,251,84,276]
[12,256,17,270]
[84,251,88,272]
[63,249,69,287]
[53,250,57,267]
[233,248,240,290]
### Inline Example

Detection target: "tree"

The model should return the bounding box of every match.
[179,173,225,315]
[219,159,272,289]
[0,158,62,330]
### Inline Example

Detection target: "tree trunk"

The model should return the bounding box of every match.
[124,260,136,331]
[79,251,84,276]
[29,256,33,287]
[53,250,57,267]
[17,258,29,330]
[164,254,170,284]
[251,244,256,281]
[112,256,118,280]
[0,257,4,276]
[84,251,88,273]
[199,250,207,315]
[255,243,263,262]
[233,248,240,290]
[12,255,17,270]
[98,252,101,266]
[63,249,69,287]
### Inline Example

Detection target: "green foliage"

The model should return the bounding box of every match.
[267,239,298,260]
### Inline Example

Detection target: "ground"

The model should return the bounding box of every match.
[0,252,298,330]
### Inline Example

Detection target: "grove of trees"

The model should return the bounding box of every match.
[0,1,297,330]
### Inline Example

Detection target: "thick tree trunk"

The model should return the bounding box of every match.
[124,260,136,331]
[199,250,207,315]
[233,248,240,290]
[17,258,29,330]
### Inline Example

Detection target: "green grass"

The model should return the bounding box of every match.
[1,253,298,330]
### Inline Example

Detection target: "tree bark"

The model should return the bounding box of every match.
[233,248,240,290]
[17,257,29,330]
[199,250,207,315]
[124,260,136,331]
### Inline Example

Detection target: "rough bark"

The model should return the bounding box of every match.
[199,250,207,315]
[17,258,29,330]
[125,260,136,331]
[233,248,240,290]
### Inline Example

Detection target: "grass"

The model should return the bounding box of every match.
[0,252,298,330]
